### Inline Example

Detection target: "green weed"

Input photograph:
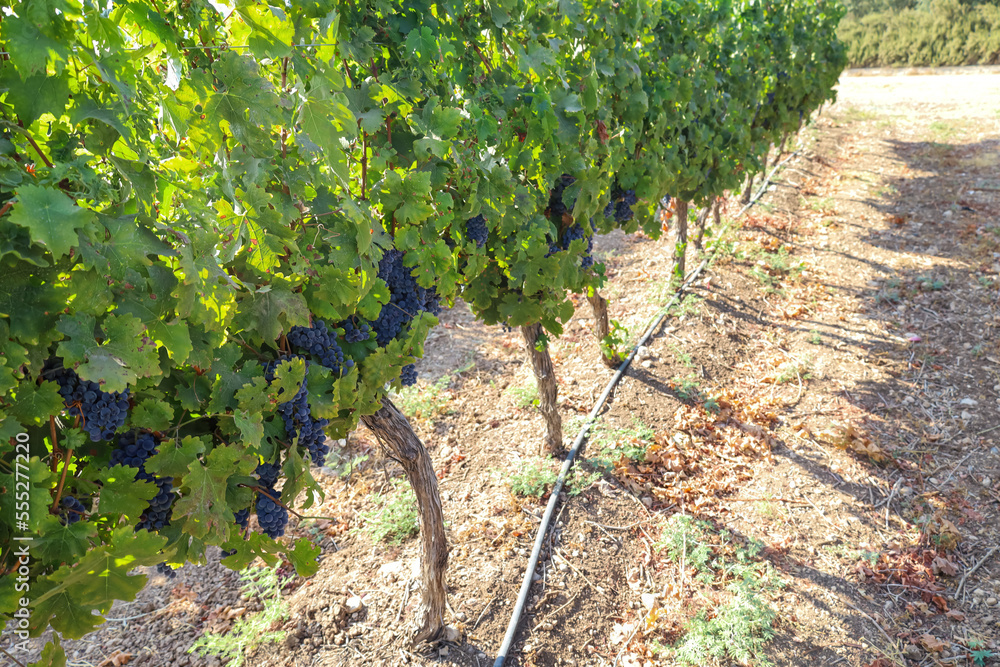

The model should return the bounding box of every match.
[672,375,704,402]
[774,358,813,385]
[508,457,559,498]
[654,515,782,667]
[358,480,419,544]
[505,382,539,409]
[585,418,655,472]
[395,374,453,420]
[600,319,630,365]
[189,565,289,667]
[669,343,695,368]
[807,330,822,345]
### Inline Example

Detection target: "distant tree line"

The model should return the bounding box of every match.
[839,0,1000,66]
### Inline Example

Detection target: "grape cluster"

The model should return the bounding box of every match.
[465,214,488,248]
[234,507,251,531]
[109,431,177,533]
[547,174,577,219]
[604,184,638,224]
[546,223,595,269]
[44,360,130,442]
[156,562,177,579]
[287,320,345,373]
[136,472,175,531]
[59,496,86,525]
[339,318,371,344]
[400,364,418,387]
[256,462,281,488]
[371,249,441,347]
[255,487,288,538]
[109,430,158,468]
[267,359,331,466]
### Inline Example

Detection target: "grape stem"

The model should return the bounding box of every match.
[0,646,27,667]
[48,416,61,474]
[0,201,12,218]
[51,448,75,514]
[239,483,307,519]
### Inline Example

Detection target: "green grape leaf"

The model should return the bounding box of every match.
[233,283,310,343]
[9,185,96,259]
[207,344,260,414]
[0,457,53,533]
[173,444,257,540]
[30,515,98,564]
[145,436,209,479]
[232,409,264,450]
[286,537,321,577]
[219,530,282,570]
[95,465,158,518]
[269,356,306,400]
[32,635,66,667]
[5,379,64,426]
[131,398,175,431]
[56,313,160,393]
[31,528,167,638]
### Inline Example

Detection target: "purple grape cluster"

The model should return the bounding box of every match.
[371,249,441,347]
[255,487,288,538]
[256,462,281,488]
[400,364,418,387]
[604,183,638,224]
[45,360,129,442]
[156,562,177,579]
[465,214,489,248]
[136,472,175,531]
[234,506,250,531]
[339,318,371,344]
[267,359,331,466]
[287,320,345,373]
[547,174,577,219]
[109,430,158,468]
[59,496,86,525]
[109,431,177,534]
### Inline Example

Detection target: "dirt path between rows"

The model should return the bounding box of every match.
[8,74,999,667]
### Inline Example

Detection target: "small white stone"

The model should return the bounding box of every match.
[960,397,978,406]
[345,596,364,614]
[641,360,652,369]
[443,625,462,642]
[961,410,973,421]
[641,593,657,609]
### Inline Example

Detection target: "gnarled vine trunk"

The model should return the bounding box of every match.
[521,323,562,454]
[361,397,447,646]
[693,204,712,251]
[742,149,770,203]
[673,199,689,280]
[587,290,620,368]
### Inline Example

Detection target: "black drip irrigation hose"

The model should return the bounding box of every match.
[492,148,802,667]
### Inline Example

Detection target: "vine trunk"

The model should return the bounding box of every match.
[520,323,563,454]
[673,199,689,279]
[587,291,620,368]
[361,397,448,645]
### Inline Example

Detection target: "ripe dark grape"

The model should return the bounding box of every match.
[234,507,251,531]
[136,471,175,531]
[287,320,345,373]
[547,174,576,219]
[109,430,158,469]
[156,562,177,579]
[400,364,418,387]
[255,487,288,538]
[605,183,637,224]
[340,318,371,344]
[465,214,488,248]
[44,359,129,442]
[264,359,330,467]
[547,223,594,268]
[109,431,176,533]
[59,496,86,525]
[256,462,281,488]
[371,249,441,346]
